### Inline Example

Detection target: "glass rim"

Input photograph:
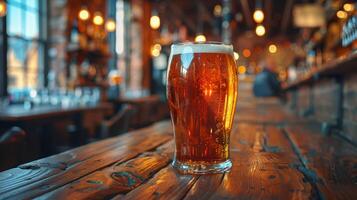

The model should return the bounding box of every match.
[170,41,233,55]
[171,41,232,47]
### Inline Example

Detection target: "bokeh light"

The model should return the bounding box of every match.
[238,65,247,74]
[336,10,348,19]
[268,44,277,54]
[105,19,116,32]
[213,5,222,17]
[93,12,104,25]
[150,15,160,29]
[343,3,354,12]
[242,49,251,58]
[78,8,90,20]
[253,10,264,23]
[194,34,207,42]
[255,25,266,36]
[0,1,7,17]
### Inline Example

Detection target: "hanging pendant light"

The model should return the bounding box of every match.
[93,12,104,25]
[253,10,264,23]
[78,6,90,21]
[105,19,116,32]
[150,12,160,30]
[255,24,265,36]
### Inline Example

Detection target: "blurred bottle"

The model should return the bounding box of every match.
[342,15,357,53]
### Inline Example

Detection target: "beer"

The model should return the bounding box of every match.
[167,42,238,174]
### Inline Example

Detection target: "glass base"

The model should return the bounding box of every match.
[172,159,232,174]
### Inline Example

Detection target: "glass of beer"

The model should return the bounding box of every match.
[167,42,238,174]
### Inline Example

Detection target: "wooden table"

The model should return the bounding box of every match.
[0,103,113,158]
[0,103,112,122]
[0,98,356,199]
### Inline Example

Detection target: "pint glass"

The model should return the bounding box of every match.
[167,42,238,174]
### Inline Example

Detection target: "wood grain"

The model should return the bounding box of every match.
[236,106,306,125]
[120,167,198,200]
[0,122,172,199]
[230,124,296,155]
[184,123,312,200]
[0,124,168,193]
[207,152,312,200]
[285,125,357,200]
[183,174,224,200]
[35,141,175,200]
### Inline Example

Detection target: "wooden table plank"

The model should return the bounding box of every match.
[230,124,296,154]
[285,125,357,200]
[236,105,307,125]
[120,167,198,200]
[0,125,167,194]
[0,122,172,199]
[0,103,112,122]
[206,152,311,200]
[35,141,174,200]
[184,124,312,200]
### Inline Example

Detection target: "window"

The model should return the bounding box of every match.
[6,0,46,91]
[0,17,5,96]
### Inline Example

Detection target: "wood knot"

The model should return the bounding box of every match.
[19,164,40,170]
[111,171,144,188]
[87,180,103,185]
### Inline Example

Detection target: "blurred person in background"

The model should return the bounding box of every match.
[253,57,282,97]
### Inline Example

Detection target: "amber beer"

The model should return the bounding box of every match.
[167,42,238,174]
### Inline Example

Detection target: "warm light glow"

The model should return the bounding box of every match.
[153,43,162,51]
[242,49,251,58]
[238,65,247,74]
[151,43,162,57]
[343,3,354,12]
[255,25,266,36]
[336,10,348,19]
[213,4,222,16]
[268,44,277,53]
[105,19,116,32]
[150,15,160,29]
[78,8,90,20]
[93,12,104,25]
[0,1,7,17]
[253,10,264,23]
[194,34,206,42]
[234,52,239,60]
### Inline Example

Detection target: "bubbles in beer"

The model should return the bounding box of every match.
[167,51,238,163]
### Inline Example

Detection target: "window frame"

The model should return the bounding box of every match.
[0,16,7,97]
[0,0,48,96]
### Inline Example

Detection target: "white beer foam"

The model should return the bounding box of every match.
[171,43,233,55]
